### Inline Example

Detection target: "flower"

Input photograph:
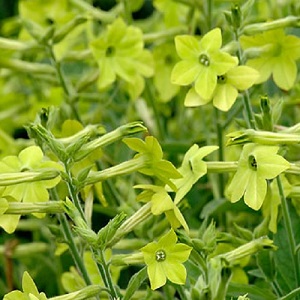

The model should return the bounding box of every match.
[227,143,290,210]
[4,271,48,300]
[0,146,62,233]
[240,28,300,90]
[135,184,189,232]
[170,144,218,203]
[123,136,181,188]
[89,18,153,91]
[171,28,238,101]
[211,66,259,111]
[141,229,192,290]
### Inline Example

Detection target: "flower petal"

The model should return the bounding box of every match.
[158,229,177,248]
[19,146,43,169]
[199,28,222,52]
[171,60,200,85]
[174,35,200,60]
[184,87,210,107]
[273,57,297,90]
[0,214,20,233]
[227,168,252,203]
[227,66,260,90]
[148,263,167,290]
[244,174,267,210]
[246,58,273,84]
[169,243,192,262]
[194,68,217,100]
[151,191,174,215]
[213,83,238,111]
[164,262,187,285]
[97,59,116,89]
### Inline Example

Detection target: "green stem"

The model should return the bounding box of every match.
[96,249,121,300]
[46,44,81,121]
[276,176,300,294]
[144,80,165,140]
[50,189,93,287]
[214,108,224,197]
[233,29,256,129]
[58,213,93,286]
[279,287,300,300]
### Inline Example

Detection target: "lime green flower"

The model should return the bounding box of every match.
[134,184,189,232]
[227,143,290,210]
[171,28,238,101]
[123,136,181,188]
[141,229,192,290]
[153,43,180,102]
[154,0,188,27]
[185,66,259,111]
[171,145,218,203]
[90,18,154,90]
[262,175,291,233]
[241,28,300,90]
[4,271,48,300]
[0,146,62,233]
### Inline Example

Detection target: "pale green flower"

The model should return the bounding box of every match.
[4,271,48,300]
[141,229,192,290]
[171,28,238,101]
[0,146,62,233]
[90,18,153,90]
[241,28,300,90]
[227,143,290,210]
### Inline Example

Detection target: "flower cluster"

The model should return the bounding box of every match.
[171,28,259,111]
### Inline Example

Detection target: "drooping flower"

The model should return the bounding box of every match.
[171,28,238,101]
[123,136,182,188]
[240,28,300,90]
[89,18,154,91]
[0,146,62,233]
[170,144,219,203]
[227,143,290,210]
[141,229,192,290]
[184,65,259,111]
[134,184,189,232]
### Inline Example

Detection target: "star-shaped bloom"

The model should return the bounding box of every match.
[0,146,62,233]
[184,66,259,111]
[123,136,181,188]
[171,28,238,101]
[240,28,300,90]
[170,144,218,203]
[141,229,192,290]
[90,18,153,90]
[134,184,189,232]
[227,143,290,210]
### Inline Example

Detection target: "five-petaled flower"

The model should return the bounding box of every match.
[90,18,153,91]
[227,143,290,210]
[241,28,300,90]
[171,28,238,102]
[141,229,192,290]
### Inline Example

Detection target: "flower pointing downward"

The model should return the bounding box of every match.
[141,229,192,290]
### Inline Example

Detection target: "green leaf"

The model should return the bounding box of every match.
[123,267,148,300]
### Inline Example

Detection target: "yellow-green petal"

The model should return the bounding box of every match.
[174,35,200,60]
[164,262,187,285]
[171,60,200,85]
[244,174,266,210]
[184,87,210,107]
[273,57,297,90]
[194,68,217,100]
[148,263,166,290]
[212,84,238,111]
[199,28,222,52]
[227,66,260,90]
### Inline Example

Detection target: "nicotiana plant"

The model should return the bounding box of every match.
[1,0,300,300]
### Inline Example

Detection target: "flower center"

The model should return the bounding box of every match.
[217,74,227,84]
[248,155,257,170]
[199,54,210,66]
[106,46,116,57]
[164,54,174,65]
[155,249,166,262]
